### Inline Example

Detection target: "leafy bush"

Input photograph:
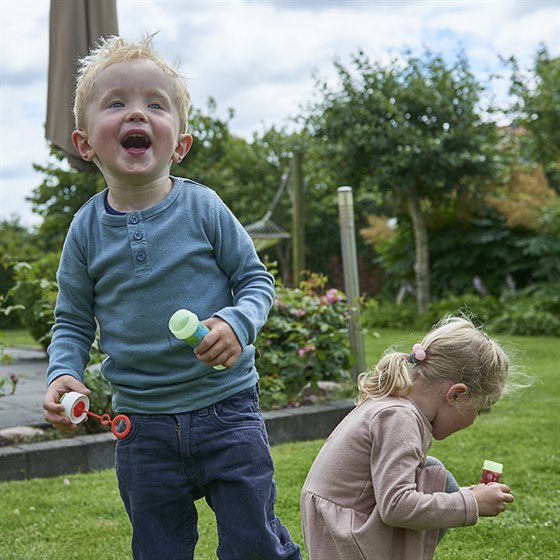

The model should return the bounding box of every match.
[360,297,417,330]
[256,273,351,409]
[0,219,44,329]
[9,254,60,350]
[487,282,560,336]
[360,282,559,337]
[514,195,560,283]
[489,305,560,336]
[420,293,501,330]
[82,364,115,434]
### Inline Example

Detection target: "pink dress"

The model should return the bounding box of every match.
[301,397,478,560]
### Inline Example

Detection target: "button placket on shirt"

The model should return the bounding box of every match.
[127,212,150,273]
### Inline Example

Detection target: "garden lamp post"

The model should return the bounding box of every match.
[337,186,366,381]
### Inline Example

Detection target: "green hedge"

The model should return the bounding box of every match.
[361,282,560,336]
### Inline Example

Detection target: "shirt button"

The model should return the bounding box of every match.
[136,252,146,262]
[133,231,143,240]
[129,215,139,224]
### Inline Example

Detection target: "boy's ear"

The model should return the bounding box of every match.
[172,133,193,164]
[445,383,469,405]
[72,129,96,161]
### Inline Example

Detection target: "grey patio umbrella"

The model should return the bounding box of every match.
[45,0,118,170]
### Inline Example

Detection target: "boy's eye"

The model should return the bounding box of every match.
[148,103,164,110]
[109,101,124,109]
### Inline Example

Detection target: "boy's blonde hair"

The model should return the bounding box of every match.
[358,315,513,410]
[73,34,191,133]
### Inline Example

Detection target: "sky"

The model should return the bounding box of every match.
[1,0,559,227]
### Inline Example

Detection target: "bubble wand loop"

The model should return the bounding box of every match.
[60,391,131,439]
[85,409,132,439]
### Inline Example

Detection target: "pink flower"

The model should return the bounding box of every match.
[8,373,18,394]
[298,345,316,357]
[326,288,344,303]
[292,308,306,318]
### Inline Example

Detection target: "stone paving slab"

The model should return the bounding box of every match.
[0,347,48,430]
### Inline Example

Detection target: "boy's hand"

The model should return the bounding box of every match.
[471,483,514,517]
[195,317,242,369]
[43,374,91,432]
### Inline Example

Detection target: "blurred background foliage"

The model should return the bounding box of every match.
[1,47,558,408]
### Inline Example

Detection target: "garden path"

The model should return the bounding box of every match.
[0,348,48,430]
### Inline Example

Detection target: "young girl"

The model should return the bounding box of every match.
[301,316,516,560]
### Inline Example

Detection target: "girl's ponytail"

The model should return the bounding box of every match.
[356,316,519,410]
[357,352,412,404]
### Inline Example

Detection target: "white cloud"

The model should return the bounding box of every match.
[1,0,558,226]
[1,1,49,81]
[495,5,559,61]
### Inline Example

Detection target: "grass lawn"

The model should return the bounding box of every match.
[0,330,558,559]
[0,328,40,349]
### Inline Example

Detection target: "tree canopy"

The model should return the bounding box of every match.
[304,48,504,312]
[509,47,560,191]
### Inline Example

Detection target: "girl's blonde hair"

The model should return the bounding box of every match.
[73,34,191,133]
[358,316,513,410]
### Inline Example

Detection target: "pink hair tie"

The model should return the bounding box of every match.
[409,343,426,364]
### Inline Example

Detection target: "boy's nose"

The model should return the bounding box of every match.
[125,107,148,122]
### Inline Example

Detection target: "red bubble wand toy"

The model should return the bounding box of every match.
[60,391,131,439]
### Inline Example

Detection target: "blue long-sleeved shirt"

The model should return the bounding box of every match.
[46,177,275,413]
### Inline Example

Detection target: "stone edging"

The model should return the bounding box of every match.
[0,400,354,481]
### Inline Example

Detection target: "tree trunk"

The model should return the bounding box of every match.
[407,188,430,315]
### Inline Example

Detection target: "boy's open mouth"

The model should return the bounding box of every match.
[121,133,151,151]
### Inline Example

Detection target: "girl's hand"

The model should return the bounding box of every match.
[195,317,242,369]
[471,483,514,517]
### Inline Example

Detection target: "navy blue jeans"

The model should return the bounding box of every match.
[115,385,302,560]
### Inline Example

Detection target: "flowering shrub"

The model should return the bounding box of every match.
[256,272,351,409]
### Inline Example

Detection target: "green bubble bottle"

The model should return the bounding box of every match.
[168,309,225,370]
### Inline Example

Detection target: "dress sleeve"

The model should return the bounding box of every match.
[371,407,479,530]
